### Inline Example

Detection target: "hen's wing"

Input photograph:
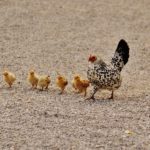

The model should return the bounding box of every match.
[87,59,110,84]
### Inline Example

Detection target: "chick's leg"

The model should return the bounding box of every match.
[9,83,12,88]
[78,90,83,93]
[72,84,77,91]
[59,88,64,95]
[85,86,98,101]
[84,89,87,97]
[76,88,82,94]
[31,84,34,89]
[45,85,49,90]
[77,91,81,94]
[40,86,44,91]
[34,84,37,89]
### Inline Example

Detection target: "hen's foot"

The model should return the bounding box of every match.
[85,95,95,101]
[108,95,114,100]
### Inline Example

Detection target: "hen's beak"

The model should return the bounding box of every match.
[88,55,92,62]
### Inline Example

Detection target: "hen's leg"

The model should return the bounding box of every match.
[85,86,98,101]
[109,90,114,100]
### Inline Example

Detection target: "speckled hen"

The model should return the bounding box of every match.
[87,39,130,100]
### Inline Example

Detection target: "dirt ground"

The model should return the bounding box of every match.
[0,0,150,149]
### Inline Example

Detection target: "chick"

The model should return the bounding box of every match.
[3,71,16,88]
[38,75,51,90]
[27,70,39,89]
[56,75,68,94]
[72,75,90,97]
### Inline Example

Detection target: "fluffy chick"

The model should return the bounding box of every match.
[38,75,51,90]
[27,70,39,89]
[56,75,68,94]
[3,71,16,88]
[73,75,90,97]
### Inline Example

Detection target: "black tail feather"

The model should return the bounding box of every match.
[116,39,129,65]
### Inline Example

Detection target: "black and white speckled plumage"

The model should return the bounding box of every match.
[87,39,129,100]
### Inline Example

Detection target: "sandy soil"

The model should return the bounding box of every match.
[0,0,150,149]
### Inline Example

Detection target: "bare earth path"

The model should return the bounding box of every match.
[0,0,150,149]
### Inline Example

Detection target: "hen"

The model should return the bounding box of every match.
[87,39,129,100]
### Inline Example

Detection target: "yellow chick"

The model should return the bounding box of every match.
[38,75,51,90]
[72,75,90,97]
[56,75,68,94]
[27,70,39,89]
[3,71,16,88]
